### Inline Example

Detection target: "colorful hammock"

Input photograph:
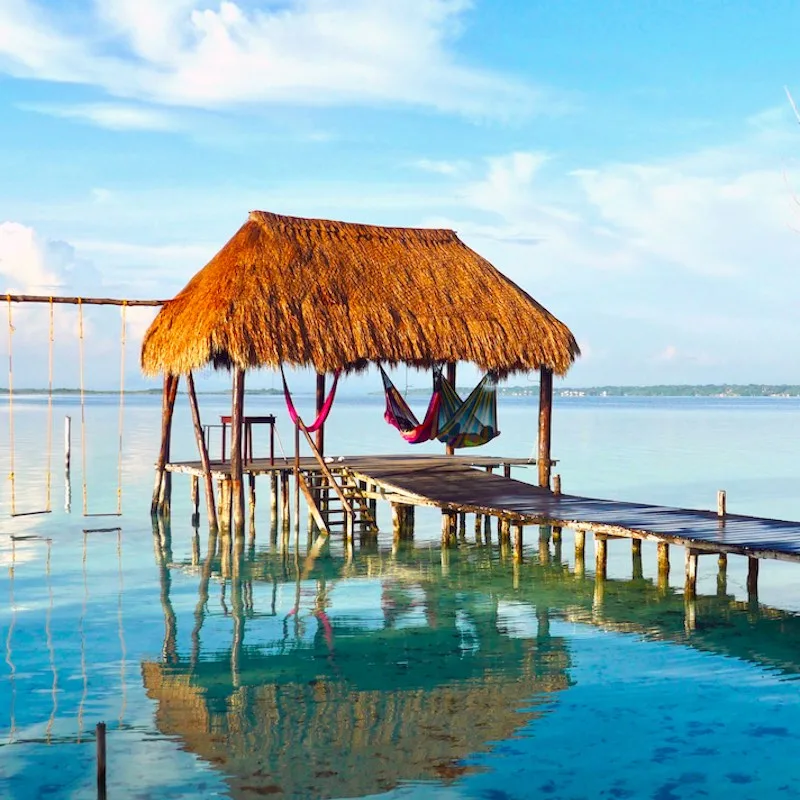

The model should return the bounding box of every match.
[281,367,341,433]
[380,365,442,443]
[381,366,499,448]
[435,372,500,448]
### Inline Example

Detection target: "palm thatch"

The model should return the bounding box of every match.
[141,210,579,377]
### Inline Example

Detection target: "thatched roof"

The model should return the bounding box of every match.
[141,210,579,377]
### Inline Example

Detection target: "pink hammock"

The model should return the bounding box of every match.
[281,367,341,433]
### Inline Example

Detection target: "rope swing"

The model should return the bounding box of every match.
[78,299,127,517]
[5,295,54,517]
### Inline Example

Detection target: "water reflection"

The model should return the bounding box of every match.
[141,525,800,799]
[143,526,570,799]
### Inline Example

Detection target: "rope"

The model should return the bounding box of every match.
[7,295,15,516]
[116,302,126,514]
[45,298,53,512]
[273,424,291,463]
[78,299,88,516]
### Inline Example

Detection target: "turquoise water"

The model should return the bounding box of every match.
[3,394,800,798]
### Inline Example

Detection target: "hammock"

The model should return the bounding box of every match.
[281,367,341,433]
[381,366,500,448]
[436,372,500,449]
[380,365,442,443]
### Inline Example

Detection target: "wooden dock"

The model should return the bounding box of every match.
[165,453,800,595]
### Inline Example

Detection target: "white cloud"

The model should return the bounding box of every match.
[0,0,546,120]
[413,158,469,176]
[21,102,182,131]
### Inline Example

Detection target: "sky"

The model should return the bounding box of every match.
[1,0,800,390]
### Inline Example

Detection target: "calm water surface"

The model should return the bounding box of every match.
[2,393,800,799]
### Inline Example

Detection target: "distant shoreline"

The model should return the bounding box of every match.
[3,385,800,398]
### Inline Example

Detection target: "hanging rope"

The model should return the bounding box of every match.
[7,295,15,516]
[78,299,88,516]
[45,298,53,512]
[116,302,126,515]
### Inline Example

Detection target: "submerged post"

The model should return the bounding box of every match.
[230,369,246,534]
[96,721,106,799]
[446,363,456,456]
[685,548,699,599]
[657,541,670,592]
[537,366,553,489]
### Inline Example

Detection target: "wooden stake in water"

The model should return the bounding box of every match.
[717,490,726,518]
[96,721,107,799]
[64,415,71,473]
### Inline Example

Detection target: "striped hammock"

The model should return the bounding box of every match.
[281,367,341,433]
[381,366,499,448]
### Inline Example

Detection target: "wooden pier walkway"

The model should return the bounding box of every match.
[166,453,800,567]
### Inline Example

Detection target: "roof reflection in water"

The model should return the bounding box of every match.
[143,525,570,799]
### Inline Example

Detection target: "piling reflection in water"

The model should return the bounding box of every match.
[143,524,571,799]
[140,522,800,799]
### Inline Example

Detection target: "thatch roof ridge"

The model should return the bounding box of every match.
[141,210,579,377]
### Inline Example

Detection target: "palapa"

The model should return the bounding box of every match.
[140,210,579,377]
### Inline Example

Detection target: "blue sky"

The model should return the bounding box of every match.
[1,0,800,389]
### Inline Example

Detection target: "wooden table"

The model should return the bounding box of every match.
[220,415,276,465]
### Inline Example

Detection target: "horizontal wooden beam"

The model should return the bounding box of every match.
[3,294,166,307]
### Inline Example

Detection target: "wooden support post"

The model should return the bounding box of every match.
[191,529,200,566]
[475,514,483,543]
[657,541,670,592]
[96,721,107,800]
[280,471,290,537]
[499,517,510,543]
[483,513,492,543]
[248,474,256,524]
[575,529,586,576]
[186,371,218,532]
[64,415,71,474]
[458,511,466,541]
[392,503,403,543]
[153,373,179,516]
[684,548,699,599]
[315,372,326,457]
[747,557,759,603]
[552,525,562,542]
[632,538,643,580]
[441,511,452,546]
[595,534,607,580]
[537,366,553,489]
[190,475,200,526]
[446,363,456,456]
[221,480,232,531]
[230,368,246,535]
[539,524,550,565]
[270,472,279,523]
[503,463,511,479]
[717,490,726,518]
[553,473,561,495]
[513,523,523,562]
[717,553,728,596]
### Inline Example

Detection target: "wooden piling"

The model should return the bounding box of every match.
[64,415,71,474]
[441,510,456,546]
[684,548,699,599]
[717,552,728,596]
[186,371,218,532]
[503,463,512,479]
[270,472,279,523]
[248,474,256,521]
[280,471,290,536]
[499,517,511,543]
[575,529,586,577]
[595,534,607,580]
[513,523,523,561]
[747,557,759,602]
[474,514,483,543]
[96,721,106,799]
[190,475,200,526]
[458,511,466,541]
[632,538,643,580]
[539,524,550,565]
[717,490,726,518]
[657,541,670,592]
[230,368,246,535]
[483,514,491,542]
[152,373,179,515]
[391,503,403,542]
[537,366,553,489]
